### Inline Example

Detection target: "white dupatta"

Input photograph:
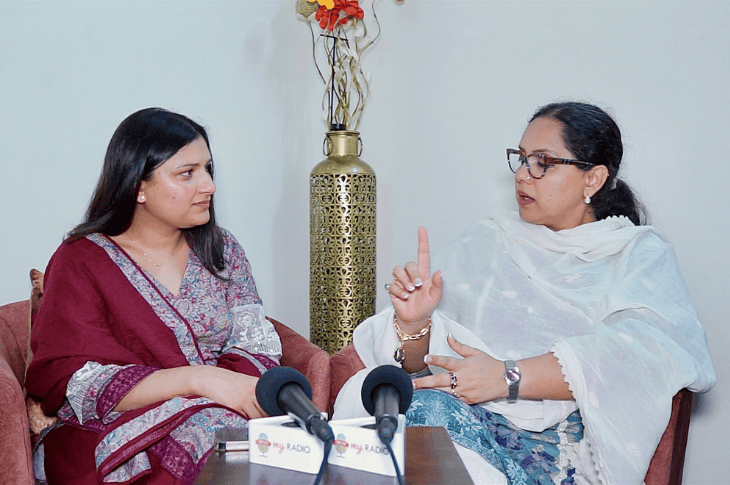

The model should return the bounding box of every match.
[342,212,715,484]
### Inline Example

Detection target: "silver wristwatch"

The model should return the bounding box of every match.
[503,360,521,403]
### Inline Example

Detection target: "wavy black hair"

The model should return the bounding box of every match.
[66,107,226,276]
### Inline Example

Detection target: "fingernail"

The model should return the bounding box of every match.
[407,283,415,291]
[424,354,432,364]
[415,278,423,287]
[401,293,409,299]
[412,381,417,389]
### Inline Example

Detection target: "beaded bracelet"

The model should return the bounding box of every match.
[393,314,432,363]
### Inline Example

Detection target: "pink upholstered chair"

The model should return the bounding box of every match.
[0,300,35,485]
[330,342,694,484]
[268,317,330,412]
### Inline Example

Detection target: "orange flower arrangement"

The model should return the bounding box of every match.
[316,1,364,30]
[296,0,405,130]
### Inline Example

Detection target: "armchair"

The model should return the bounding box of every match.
[0,300,34,485]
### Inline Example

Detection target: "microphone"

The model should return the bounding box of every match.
[255,366,334,444]
[361,365,414,445]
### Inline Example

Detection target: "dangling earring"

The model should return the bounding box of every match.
[584,195,591,204]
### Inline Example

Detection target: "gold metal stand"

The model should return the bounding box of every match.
[310,131,376,353]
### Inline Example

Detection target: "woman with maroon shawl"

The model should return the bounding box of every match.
[26,108,282,484]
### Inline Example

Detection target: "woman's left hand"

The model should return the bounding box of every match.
[412,335,506,405]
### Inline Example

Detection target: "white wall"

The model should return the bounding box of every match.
[1,1,727,483]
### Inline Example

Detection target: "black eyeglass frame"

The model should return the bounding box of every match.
[506,148,595,179]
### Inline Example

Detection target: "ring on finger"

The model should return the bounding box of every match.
[384,283,391,291]
[450,388,461,399]
[449,371,458,390]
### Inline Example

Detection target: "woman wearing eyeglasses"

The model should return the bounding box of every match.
[334,102,716,484]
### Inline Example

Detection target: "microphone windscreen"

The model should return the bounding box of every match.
[255,366,313,416]
[361,365,414,416]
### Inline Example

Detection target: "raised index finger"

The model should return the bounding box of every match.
[417,226,430,277]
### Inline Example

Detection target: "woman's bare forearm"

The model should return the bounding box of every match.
[516,353,573,401]
[113,366,200,412]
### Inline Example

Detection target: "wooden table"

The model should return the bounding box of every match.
[195,426,473,485]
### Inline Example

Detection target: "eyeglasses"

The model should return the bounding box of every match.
[506,148,595,179]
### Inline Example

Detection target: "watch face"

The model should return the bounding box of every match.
[505,369,520,384]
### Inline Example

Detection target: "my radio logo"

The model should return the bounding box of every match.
[333,433,349,457]
[255,433,271,456]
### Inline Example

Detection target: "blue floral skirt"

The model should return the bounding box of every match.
[405,390,583,485]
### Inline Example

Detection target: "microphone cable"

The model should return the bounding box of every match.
[313,436,333,485]
[385,439,404,485]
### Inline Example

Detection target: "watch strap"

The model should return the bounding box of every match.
[503,360,521,403]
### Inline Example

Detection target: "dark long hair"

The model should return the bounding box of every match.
[530,102,648,226]
[67,107,226,277]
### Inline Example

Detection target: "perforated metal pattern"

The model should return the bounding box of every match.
[310,132,376,353]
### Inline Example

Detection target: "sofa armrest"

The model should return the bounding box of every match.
[0,300,34,484]
[329,343,365,416]
[645,388,693,485]
[268,318,330,413]
[0,355,35,485]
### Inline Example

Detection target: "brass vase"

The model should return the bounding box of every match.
[310,130,376,353]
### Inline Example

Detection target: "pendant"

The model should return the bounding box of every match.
[394,344,404,363]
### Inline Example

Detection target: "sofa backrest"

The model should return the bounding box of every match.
[0,300,31,386]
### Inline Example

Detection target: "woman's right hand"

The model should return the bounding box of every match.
[192,366,266,419]
[387,226,443,329]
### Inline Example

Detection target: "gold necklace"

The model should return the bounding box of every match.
[130,239,176,270]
